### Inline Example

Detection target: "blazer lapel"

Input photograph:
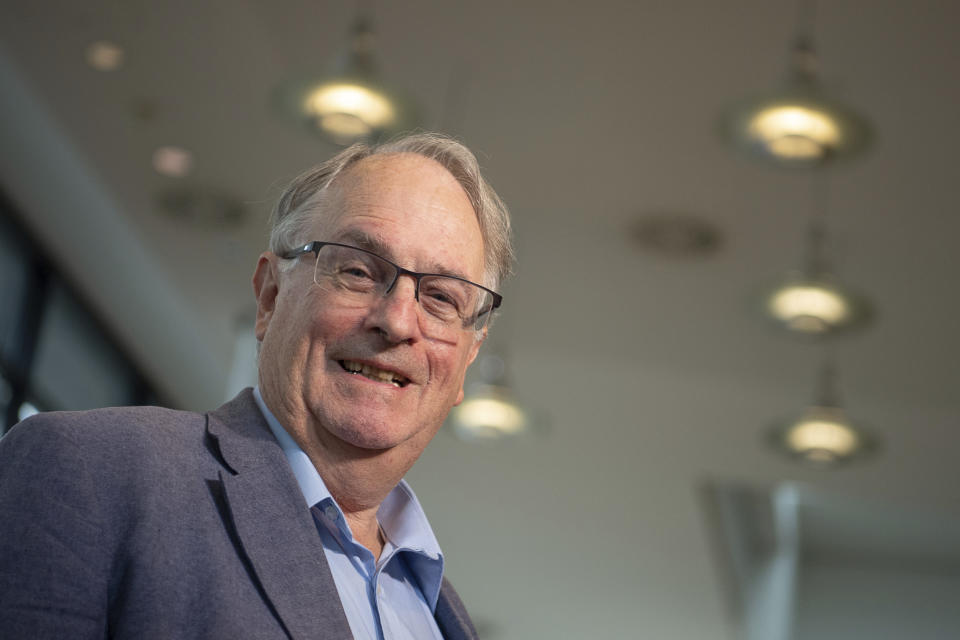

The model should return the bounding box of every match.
[208,390,353,640]
[434,577,480,640]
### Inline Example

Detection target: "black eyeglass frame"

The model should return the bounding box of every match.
[280,241,503,327]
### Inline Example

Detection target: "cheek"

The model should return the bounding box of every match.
[310,303,364,339]
[297,306,370,375]
[264,296,333,364]
[433,343,475,393]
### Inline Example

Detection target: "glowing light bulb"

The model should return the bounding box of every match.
[86,41,124,71]
[451,392,527,441]
[152,146,194,178]
[768,284,851,333]
[304,83,396,140]
[785,409,860,460]
[748,105,841,160]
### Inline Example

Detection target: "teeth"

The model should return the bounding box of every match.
[341,360,408,387]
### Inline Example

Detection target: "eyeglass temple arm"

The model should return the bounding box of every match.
[462,292,504,328]
[279,242,321,260]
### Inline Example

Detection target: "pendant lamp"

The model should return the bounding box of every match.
[275,14,418,145]
[767,360,879,465]
[761,218,872,337]
[448,355,530,442]
[720,2,872,168]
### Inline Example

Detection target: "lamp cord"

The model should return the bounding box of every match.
[789,0,819,81]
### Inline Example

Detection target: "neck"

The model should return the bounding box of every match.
[342,508,386,561]
[259,385,418,558]
[306,440,411,561]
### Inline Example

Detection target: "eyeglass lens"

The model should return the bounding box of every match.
[312,244,494,334]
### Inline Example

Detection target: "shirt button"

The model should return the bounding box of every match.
[324,505,339,521]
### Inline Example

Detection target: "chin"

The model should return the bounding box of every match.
[338,431,400,452]
[324,415,418,453]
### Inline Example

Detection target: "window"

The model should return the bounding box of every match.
[0,195,160,433]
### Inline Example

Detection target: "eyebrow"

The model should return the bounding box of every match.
[335,229,390,257]
[333,228,474,281]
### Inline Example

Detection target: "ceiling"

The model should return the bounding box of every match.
[2,1,959,637]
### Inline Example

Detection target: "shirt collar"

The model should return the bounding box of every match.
[253,387,445,604]
[253,386,331,508]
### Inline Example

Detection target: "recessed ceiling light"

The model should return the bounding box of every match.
[156,186,245,229]
[86,41,124,72]
[152,146,194,178]
[631,214,722,257]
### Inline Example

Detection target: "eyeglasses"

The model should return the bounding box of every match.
[280,241,503,335]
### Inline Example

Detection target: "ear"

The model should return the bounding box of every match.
[252,252,280,342]
[453,328,487,406]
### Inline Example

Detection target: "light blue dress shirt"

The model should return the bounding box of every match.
[253,388,445,640]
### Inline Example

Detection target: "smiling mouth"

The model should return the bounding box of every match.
[339,360,410,387]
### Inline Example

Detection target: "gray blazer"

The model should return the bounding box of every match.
[0,389,478,639]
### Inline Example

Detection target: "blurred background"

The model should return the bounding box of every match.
[2,1,959,638]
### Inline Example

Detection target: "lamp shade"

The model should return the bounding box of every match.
[449,384,529,442]
[768,405,878,465]
[721,84,872,168]
[277,75,415,145]
[760,271,873,337]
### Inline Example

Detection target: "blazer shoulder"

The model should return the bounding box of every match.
[10,403,203,439]
[1,404,208,470]
[2,390,269,478]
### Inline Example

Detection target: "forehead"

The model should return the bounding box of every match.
[312,154,485,279]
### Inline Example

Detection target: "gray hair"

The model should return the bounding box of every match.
[269,132,514,291]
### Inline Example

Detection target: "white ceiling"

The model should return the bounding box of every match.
[2,1,959,637]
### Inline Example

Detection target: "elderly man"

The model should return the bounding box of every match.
[0,133,513,639]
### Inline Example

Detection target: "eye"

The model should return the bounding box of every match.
[426,290,456,306]
[420,278,470,317]
[326,252,386,291]
[340,263,375,280]
[334,251,386,281]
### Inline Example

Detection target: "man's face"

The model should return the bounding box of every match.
[253,153,486,458]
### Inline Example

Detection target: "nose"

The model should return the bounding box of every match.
[365,274,422,343]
